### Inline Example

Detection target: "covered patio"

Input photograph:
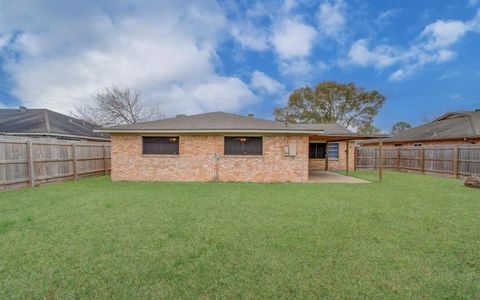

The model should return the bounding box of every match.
[307,133,387,182]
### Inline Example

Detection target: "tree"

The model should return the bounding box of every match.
[273,81,385,131]
[74,86,163,126]
[357,122,381,134]
[390,121,412,134]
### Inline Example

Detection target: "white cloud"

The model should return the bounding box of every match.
[376,9,402,25]
[0,33,11,48]
[283,0,298,12]
[421,20,469,49]
[279,59,314,77]
[0,1,263,115]
[468,0,479,7]
[317,0,346,37]
[347,39,400,68]
[347,12,480,81]
[231,24,269,51]
[250,71,284,94]
[272,19,317,59]
[153,76,259,115]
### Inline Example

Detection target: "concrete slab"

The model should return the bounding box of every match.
[308,171,369,183]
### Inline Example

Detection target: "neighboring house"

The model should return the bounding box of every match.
[0,107,110,141]
[97,111,377,183]
[362,110,480,147]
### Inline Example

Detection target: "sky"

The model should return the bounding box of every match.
[0,0,479,131]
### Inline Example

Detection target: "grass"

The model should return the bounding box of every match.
[0,171,479,299]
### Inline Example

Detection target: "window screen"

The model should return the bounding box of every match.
[224,137,262,155]
[142,137,179,155]
[327,143,339,159]
[309,143,326,159]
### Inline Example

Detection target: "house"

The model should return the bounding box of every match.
[0,107,110,141]
[362,110,480,147]
[97,111,378,182]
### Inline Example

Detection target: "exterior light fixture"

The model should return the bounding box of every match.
[169,137,177,142]
[240,137,247,142]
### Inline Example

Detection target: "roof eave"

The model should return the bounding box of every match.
[94,129,328,134]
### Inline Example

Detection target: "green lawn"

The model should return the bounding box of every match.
[0,171,479,299]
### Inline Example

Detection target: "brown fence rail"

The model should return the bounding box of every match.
[0,136,110,191]
[355,145,480,178]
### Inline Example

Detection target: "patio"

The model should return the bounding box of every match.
[308,171,369,183]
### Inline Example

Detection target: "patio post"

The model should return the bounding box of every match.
[345,140,350,175]
[325,142,329,171]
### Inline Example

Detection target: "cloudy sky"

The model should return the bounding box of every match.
[0,0,479,130]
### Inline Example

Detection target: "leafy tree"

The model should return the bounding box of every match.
[273,81,385,131]
[74,86,163,126]
[357,122,381,134]
[390,121,412,134]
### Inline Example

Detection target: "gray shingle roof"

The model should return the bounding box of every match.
[0,108,110,140]
[381,110,480,143]
[98,111,354,135]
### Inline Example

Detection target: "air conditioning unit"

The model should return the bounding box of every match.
[284,144,297,156]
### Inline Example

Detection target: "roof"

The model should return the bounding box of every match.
[0,108,110,141]
[365,110,480,144]
[96,111,358,135]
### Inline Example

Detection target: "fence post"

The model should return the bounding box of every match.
[72,144,78,180]
[103,145,108,175]
[396,148,400,170]
[453,147,459,179]
[26,141,35,187]
[420,148,425,174]
[378,139,383,181]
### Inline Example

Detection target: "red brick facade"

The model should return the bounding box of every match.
[111,134,310,182]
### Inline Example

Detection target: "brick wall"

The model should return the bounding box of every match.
[111,134,309,182]
[308,141,355,171]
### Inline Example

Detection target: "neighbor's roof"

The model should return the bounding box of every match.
[96,111,364,136]
[0,108,110,140]
[365,110,480,144]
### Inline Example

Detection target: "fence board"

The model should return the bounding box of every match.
[0,136,110,191]
[356,145,480,178]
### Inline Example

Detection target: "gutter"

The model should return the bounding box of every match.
[1,132,111,141]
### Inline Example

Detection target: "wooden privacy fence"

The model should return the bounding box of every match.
[355,145,480,178]
[0,137,111,191]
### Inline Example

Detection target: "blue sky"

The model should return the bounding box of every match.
[0,0,479,131]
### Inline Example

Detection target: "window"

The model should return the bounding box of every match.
[224,137,262,155]
[142,137,179,155]
[327,143,339,159]
[309,143,326,159]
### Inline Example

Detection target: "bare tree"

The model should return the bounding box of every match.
[74,86,163,126]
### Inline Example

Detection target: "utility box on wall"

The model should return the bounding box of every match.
[284,144,297,156]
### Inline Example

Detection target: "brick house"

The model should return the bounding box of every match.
[362,110,480,147]
[97,112,372,182]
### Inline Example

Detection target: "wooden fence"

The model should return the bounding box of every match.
[355,145,480,178]
[0,136,111,191]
